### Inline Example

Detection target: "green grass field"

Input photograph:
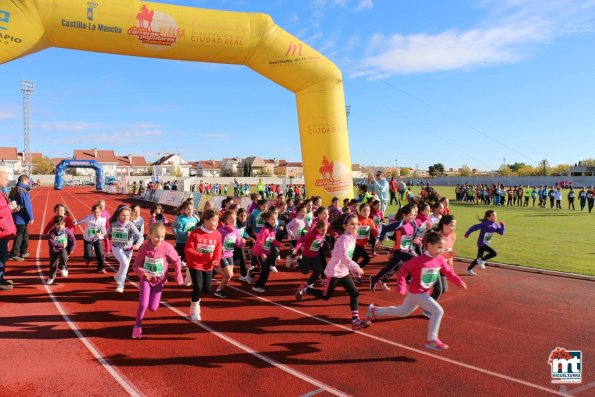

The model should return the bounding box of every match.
[384,186,595,276]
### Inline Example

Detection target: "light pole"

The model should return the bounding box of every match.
[21,80,35,176]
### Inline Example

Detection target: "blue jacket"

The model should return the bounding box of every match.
[9,182,34,225]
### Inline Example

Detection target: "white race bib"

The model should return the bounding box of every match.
[310,238,324,252]
[483,233,494,245]
[196,243,215,254]
[223,234,237,251]
[112,227,128,243]
[400,235,413,250]
[55,235,68,245]
[420,267,440,289]
[356,226,370,239]
[143,257,164,277]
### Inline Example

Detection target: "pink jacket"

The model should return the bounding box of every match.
[324,233,361,279]
[286,217,307,241]
[133,241,182,286]
[252,224,281,257]
[396,252,464,295]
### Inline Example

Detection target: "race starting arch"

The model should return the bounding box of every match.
[0,0,353,202]
[54,159,104,190]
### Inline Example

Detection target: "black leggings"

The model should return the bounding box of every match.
[372,250,415,284]
[352,244,370,268]
[306,276,359,311]
[254,246,278,288]
[84,239,105,271]
[189,268,212,302]
[430,274,448,301]
[468,245,497,270]
[233,246,247,277]
[301,256,323,285]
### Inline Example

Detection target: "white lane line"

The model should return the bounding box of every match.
[69,191,352,397]
[299,389,325,397]
[35,188,143,397]
[225,285,569,397]
[568,381,595,395]
[99,191,569,396]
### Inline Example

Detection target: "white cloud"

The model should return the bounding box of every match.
[0,109,19,120]
[39,121,105,131]
[66,129,165,144]
[354,0,595,78]
[199,133,231,141]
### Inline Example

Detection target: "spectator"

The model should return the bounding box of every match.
[368,171,389,213]
[8,175,34,261]
[0,167,17,290]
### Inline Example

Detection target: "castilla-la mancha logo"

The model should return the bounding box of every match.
[548,347,582,384]
[315,155,350,193]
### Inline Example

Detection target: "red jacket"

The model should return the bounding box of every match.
[184,227,222,271]
[356,215,378,247]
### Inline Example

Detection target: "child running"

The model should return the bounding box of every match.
[110,206,144,293]
[251,209,282,293]
[77,204,108,273]
[235,208,254,284]
[184,209,222,321]
[292,219,328,287]
[285,205,307,269]
[365,231,467,350]
[426,215,457,317]
[132,222,183,339]
[97,199,112,257]
[215,209,244,298]
[130,204,145,237]
[295,213,371,330]
[149,203,170,227]
[353,203,377,277]
[370,204,418,292]
[43,204,77,234]
[46,215,76,285]
[464,210,505,276]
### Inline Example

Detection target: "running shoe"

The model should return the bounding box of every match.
[375,281,390,291]
[466,269,477,276]
[115,285,124,293]
[60,268,68,278]
[190,302,201,321]
[132,326,142,339]
[21,253,30,258]
[47,276,56,285]
[365,304,377,322]
[295,282,308,301]
[425,339,449,351]
[270,266,279,273]
[213,289,227,299]
[477,258,486,269]
[352,318,371,330]
[97,269,107,274]
[251,286,265,293]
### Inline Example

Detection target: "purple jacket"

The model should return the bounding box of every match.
[464,221,505,247]
[47,227,76,254]
[217,224,243,259]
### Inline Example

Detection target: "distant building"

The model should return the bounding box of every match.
[275,162,302,177]
[116,154,149,176]
[0,147,20,178]
[221,157,242,176]
[197,160,222,177]
[569,165,595,177]
[152,153,192,177]
[240,156,267,176]
[73,149,118,176]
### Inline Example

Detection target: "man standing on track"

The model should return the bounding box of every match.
[8,175,34,261]
[0,167,18,290]
[368,171,389,214]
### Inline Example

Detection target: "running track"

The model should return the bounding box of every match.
[0,187,593,396]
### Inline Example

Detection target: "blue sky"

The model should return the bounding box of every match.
[1,0,595,171]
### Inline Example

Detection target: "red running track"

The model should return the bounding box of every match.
[0,187,593,396]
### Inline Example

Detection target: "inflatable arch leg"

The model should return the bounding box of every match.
[0,0,353,201]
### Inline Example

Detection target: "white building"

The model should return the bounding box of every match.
[0,147,20,179]
[73,149,118,176]
[197,160,222,177]
[116,155,149,176]
[152,153,192,177]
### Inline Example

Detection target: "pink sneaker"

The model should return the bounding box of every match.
[375,281,390,291]
[425,339,449,351]
[132,326,142,339]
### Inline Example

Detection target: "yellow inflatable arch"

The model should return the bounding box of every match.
[0,0,353,202]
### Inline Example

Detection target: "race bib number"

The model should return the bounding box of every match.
[373,216,381,225]
[88,227,100,236]
[143,257,164,277]
[196,243,215,254]
[184,221,196,232]
[256,216,265,228]
[400,235,413,250]
[296,227,305,237]
[55,235,68,245]
[356,226,370,239]
[416,224,427,238]
[223,235,237,251]
[347,248,355,258]
[237,227,246,237]
[306,213,313,225]
[310,238,323,252]
[420,267,440,289]
[264,237,275,250]
[112,227,128,243]
[483,233,494,245]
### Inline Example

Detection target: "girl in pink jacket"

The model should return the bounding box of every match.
[295,213,371,330]
[365,231,467,350]
[132,222,183,339]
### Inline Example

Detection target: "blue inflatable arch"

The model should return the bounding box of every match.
[54,159,104,190]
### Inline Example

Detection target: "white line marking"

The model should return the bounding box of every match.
[226,285,569,396]
[568,381,595,395]
[68,190,351,397]
[300,389,325,397]
[35,188,143,397]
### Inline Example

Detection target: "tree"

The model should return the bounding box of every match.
[550,164,570,176]
[428,163,445,177]
[400,167,410,177]
[537,159,550,176]
[32,156,54,174]
[516,165,535,176]
[578,158,595,167]
[175,166,183,177]
[497,164,512,176]
[508,162,527,173]
[458,164,473,177]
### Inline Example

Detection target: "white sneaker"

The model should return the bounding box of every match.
[239,275,253,284]
[115,285,124,293]
[375,281,390,291]
[247,265,255,273]
[60,268,68,278]
[184,269,192,287]
[271,266,279,273]
[181,261,187,269]
[467,269,477,276]
[252,286,265,293]
[477,258,486,269]
[190,302,201,321]
[47,276,56,285]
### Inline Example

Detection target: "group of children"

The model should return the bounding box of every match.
[43,191,506,350]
